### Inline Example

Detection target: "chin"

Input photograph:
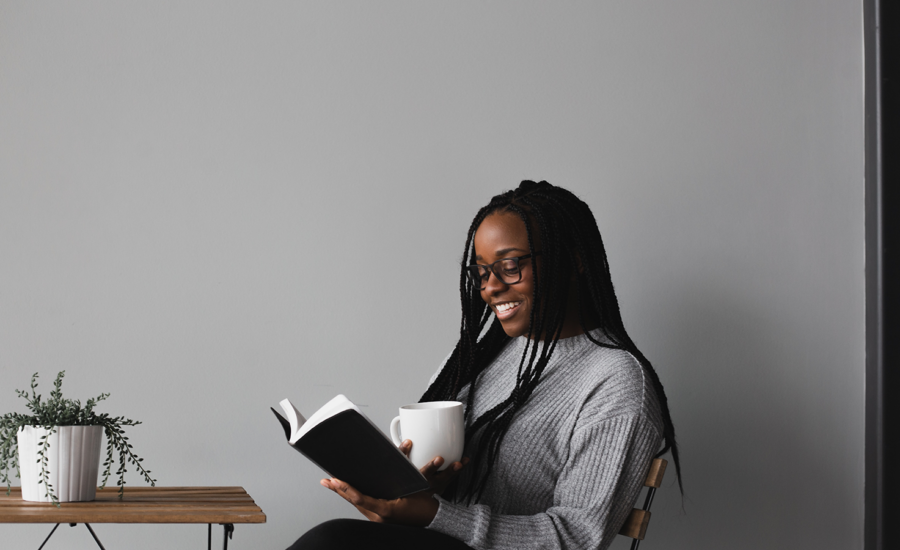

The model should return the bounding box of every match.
[499,321,530,338]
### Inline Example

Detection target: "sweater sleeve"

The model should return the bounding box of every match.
[426,414,662,550]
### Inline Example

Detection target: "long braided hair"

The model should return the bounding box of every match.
[420,180,682,503]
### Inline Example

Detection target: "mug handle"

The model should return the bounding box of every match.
[389,416,402,447]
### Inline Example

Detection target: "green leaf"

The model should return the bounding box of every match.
[1,370,158,501]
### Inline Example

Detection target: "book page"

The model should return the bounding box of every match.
[294,394,358,443]
[283,394,396,446]
[279,399,307,441]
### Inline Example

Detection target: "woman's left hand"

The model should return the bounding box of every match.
[321,455,466,526]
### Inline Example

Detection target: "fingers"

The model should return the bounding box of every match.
[422,457,469,493]
[321,479,383,522]
[421,456,469,478]
[399,439,412,457]
[420,456,445,477]
[442,458,465,472]
[322,478,389,519]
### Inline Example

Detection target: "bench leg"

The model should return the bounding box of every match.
[209,523,234,550]
[37,523,105,550]
[222,523,234,549]
[84,523,107,550]
[37,523,60,550]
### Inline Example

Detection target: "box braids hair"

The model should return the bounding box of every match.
[420,180,682,503]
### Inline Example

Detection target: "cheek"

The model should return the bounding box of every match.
[519,299,533,319]
[519,279,536,303]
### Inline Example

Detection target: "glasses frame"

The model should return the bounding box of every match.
[466,254,536,290]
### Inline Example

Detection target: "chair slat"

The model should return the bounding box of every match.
[617,457,669,546]
[619,509,651,540]
[644,458,667,489]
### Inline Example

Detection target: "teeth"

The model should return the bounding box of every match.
[496,302,521,312]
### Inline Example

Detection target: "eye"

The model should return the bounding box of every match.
[500,259,519,276]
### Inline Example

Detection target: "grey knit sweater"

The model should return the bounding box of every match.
[425,329,664,550]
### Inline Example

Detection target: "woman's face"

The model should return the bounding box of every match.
[472,211,535,338]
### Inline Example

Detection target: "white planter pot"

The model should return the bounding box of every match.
[17,425,103,503]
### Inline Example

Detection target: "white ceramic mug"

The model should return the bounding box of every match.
[390,401,464,471]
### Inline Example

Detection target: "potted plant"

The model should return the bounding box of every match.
[0,371,155,506]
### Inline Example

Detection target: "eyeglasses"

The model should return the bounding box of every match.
[466,254,535,290]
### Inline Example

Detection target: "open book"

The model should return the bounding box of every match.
[271,395,429,500]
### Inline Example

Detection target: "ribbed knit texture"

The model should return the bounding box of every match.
[425,329,663,550]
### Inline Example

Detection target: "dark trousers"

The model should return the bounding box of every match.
[287,518,475,550]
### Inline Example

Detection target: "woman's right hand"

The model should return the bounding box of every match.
[333,441,468,524]
[399,439,468,494]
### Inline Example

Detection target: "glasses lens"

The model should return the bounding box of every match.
[467,258,524,289]
[467,265,489,289]
[497,258,521,284]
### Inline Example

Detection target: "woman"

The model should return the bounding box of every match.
[290,181,681,550]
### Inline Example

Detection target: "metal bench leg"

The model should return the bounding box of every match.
[37,523,105,550]
[84,523,107,550]
[222,523,234,550]
[37,523,60,550]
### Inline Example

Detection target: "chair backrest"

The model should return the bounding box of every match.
[618,457,667,549]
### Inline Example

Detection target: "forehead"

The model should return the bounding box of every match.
[473,212,530,258]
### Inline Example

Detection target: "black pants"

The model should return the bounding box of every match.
[287,519,475,550]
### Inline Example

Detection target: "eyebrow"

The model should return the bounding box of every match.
[474,247,529,262]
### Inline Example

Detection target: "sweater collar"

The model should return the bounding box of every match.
[512,327,613,355]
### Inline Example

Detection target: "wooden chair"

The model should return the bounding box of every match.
[618,458,667,549]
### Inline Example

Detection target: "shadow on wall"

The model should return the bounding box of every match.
[644,279,857,549]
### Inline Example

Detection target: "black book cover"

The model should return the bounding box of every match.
[272,408,429,500]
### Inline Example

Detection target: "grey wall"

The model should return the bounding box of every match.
[0,1,865,549]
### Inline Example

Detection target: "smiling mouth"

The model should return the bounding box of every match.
[494,301,522,320]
